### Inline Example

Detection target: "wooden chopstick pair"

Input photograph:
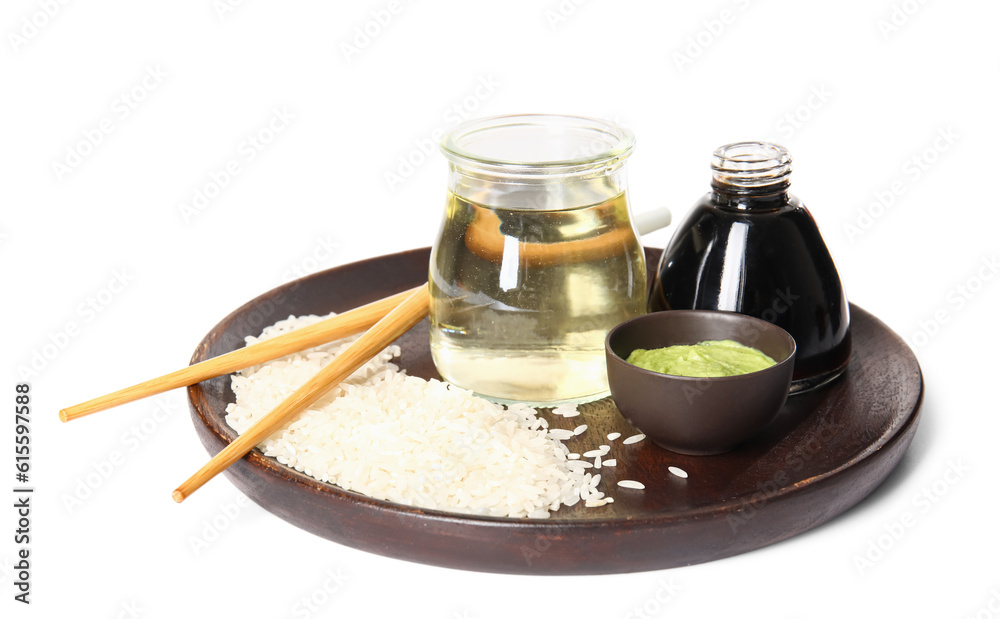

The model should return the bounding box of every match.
[60,283,431,503]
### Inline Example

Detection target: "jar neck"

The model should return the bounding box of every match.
[709,141,792,210]
[448,161,628,211]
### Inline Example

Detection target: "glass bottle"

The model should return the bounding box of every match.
[430,114,646,405]
[649,141,851,392]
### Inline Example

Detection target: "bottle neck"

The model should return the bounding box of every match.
[711,181,789,210]
[709,141,792,211]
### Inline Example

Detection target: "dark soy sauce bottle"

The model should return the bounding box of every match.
[649,142,851,393]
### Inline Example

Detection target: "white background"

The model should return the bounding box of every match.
[2,1,998,617]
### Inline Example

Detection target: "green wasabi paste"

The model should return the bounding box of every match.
[626,339,777,378]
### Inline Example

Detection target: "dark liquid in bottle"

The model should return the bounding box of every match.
[649,191,851,391]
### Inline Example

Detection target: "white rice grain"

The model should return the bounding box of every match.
[224,313,599,519]
[617,480,645,490]
[623,433,646,445]
[552,403,581,418]
[548,429,575,441]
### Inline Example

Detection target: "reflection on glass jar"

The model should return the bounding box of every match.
[430,114,646,406]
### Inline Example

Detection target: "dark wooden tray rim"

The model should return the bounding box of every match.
[187,247,923,575]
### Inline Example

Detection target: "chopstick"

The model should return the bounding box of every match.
[59,286,420,423]
[172,282,431,503]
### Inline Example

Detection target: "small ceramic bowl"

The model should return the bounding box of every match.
[605,310,796,455]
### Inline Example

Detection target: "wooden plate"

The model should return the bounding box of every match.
[187,247,922,575]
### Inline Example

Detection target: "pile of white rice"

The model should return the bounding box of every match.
[224,313,609,518]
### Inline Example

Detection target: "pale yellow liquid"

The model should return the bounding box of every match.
[429,190,646,405]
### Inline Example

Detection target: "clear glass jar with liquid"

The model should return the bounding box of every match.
[430,114,646,405]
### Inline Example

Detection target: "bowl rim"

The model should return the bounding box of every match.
[605,309,797,383]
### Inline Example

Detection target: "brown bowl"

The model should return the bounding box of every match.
[605,310,796,455]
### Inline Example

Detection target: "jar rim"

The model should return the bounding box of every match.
[440,114,635,174]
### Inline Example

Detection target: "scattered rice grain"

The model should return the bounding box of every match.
[548,429,575,441]
[552,403,579,417]
[617,480,645,490]
[623,433,646,445]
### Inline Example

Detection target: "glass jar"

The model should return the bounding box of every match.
[430,114,646,405]
[649,141,851,393]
